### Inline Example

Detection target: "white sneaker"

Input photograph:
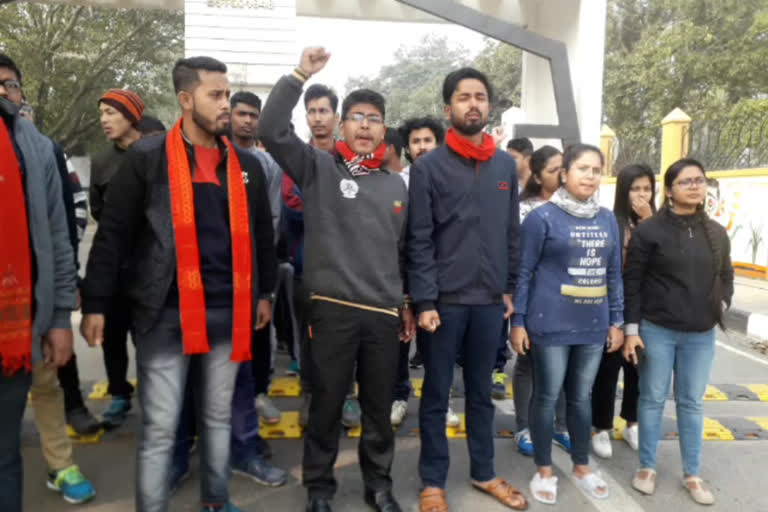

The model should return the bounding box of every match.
[255,393,281,424]
[390,400,408,426]
[446,407,461,428]
[591,430,613,459]
[623,424,639,451]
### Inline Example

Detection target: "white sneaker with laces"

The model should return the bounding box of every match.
[591,430,613,458]
[623,424,639,451]
[390,400,408,426]
[446,407,461,428]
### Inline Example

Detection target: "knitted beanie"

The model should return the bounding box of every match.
[98,89,145,127]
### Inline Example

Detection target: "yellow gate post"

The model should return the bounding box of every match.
[600,124,616,176]
[660,108,692,189]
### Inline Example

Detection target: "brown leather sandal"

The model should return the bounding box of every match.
[420,487,448,512]
[473,478,529,510]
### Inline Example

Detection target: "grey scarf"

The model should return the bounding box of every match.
[549,187,601,218]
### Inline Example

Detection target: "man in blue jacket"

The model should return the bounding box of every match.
[407,68,527,511]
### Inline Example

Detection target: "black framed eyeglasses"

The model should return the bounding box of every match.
[344,112,384,125]
[0,80,21,91]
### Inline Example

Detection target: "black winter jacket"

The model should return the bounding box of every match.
[624,209,734,333]
[82,132,277,334]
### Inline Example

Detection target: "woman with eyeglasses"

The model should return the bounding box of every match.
[511,144,624,505]
[590,164,656,459]
[623,158,733,505]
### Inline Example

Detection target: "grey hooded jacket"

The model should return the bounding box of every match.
[2,99,76,362]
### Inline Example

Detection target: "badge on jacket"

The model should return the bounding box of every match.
[340,179,359,199]
[242,171,250,184]
[393,200,403,214]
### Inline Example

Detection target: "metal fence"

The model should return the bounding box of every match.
[688,115,768,171]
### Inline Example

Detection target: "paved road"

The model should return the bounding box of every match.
[19,227,768,512]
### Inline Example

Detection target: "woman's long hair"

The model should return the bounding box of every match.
[663,158,726,327]
[613,163,656,237]
[520,145,562,201]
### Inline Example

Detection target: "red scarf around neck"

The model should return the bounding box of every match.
[0,118,33,375]
[166,119,253,362]
[445,127,496,162]
[335,140,386,175]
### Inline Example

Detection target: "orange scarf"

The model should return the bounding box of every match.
[0,118,33,375]
[165,119,253,361]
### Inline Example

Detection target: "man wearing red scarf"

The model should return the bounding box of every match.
[407,68,527,511]
[0,73,77,511]
[81,56,276,512]
[260,48,416,512]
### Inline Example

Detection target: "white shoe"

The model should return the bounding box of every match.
[591,430,613,459]
[530,472,558,505]
[623,424,639,451]
[446,407,461,428]
[255,393,281,424]
[390,400,408,426]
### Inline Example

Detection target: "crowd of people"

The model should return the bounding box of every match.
[0,44,733,512]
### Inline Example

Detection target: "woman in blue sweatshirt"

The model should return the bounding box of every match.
[511,144,624,505]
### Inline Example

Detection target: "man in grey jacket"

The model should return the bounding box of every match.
[0,87,77,511]
[260,47,415,512]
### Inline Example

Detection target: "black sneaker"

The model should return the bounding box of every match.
[409,351,423,369]
[66,407,102,436]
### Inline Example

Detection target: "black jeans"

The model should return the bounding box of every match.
[250,323,271,396]
[58,354,86,412]
[393,337,411,402]
[103,290,134,398]
[302,300,400,499]
[591,350,639,430]
[293,279,312,392]
[0,370,32,512]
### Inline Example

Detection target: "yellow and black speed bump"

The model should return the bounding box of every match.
[614,383,768,401]
[256,411,768,441]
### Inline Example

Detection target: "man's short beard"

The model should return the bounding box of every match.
[192,108,229,137]
[451,116,485,136]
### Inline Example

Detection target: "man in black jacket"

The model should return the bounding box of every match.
[408,68,527,511]
[260,47,415,512]
[81,56,276,512]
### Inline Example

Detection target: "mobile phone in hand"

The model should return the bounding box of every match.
[632,345,646,367]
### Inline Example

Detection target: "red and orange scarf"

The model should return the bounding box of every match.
[165,119,253,362]
[335,140,386,176]
[0,118,33,375]
[445,127,496,162]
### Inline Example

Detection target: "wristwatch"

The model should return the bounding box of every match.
[260,292,277,304]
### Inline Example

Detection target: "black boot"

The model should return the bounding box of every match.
[364,489,402,512]
[305,498,332,512]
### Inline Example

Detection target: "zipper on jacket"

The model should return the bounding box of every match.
[688,225,693,238]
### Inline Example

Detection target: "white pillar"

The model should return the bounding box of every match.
[518,0,606,147]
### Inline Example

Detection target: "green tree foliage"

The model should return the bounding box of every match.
[345,35,521,129]
[0,3,183,154]
[603,0,768,170]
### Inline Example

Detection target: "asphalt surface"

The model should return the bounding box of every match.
[18,227,768,512]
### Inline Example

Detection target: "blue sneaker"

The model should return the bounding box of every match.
[516,428,534,457]
[169,461,191,496]
[286,360,300,376]
[201,503,243,512]
[553,431,572,453]
[102,396,131,429]
[231,455,287,487]
[47,465,96,504]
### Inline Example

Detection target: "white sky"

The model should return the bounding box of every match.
[289,16,488,138]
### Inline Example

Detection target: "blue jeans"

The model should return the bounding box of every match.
[529,342,603,467]
[419,304,503,488]
[637,321,715,476]
[135,308,239,512]
[0,370,32,512]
